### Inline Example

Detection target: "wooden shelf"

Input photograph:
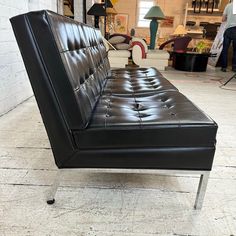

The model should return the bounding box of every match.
[187,7,220,12]
[187,10,222,16]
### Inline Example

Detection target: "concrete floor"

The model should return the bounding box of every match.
[0,69,236,236]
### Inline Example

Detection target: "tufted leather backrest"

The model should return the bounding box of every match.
[47,12,111,129]
[12,10,110,130]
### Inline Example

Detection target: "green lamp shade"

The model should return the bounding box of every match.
[144,6,165,49]
[144,6,165,20]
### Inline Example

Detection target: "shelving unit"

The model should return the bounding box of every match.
[183,2,223,27]
[183,1,226,50]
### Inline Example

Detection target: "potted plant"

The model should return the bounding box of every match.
[195,40,208,53]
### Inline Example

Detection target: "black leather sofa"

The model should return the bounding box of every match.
[10,10,217,209]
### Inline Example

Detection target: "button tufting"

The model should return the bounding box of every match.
[134,103,145,111]
[161,97,168,102]
[134,103,140,109]
[138,113,150,118]
[163,104,172,109]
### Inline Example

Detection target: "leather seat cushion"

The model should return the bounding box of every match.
[73,91,217,149]
[104,69,177,96]
[110,67,163,79]
[104,76,177,96]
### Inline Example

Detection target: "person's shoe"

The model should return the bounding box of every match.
[221,68,227,72]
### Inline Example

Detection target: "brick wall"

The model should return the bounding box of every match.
[0,0,57,116]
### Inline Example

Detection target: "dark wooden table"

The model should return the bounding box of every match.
[172,51,211,72]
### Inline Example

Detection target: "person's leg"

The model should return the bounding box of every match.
[221,28,231,71]
[231,27,236,71]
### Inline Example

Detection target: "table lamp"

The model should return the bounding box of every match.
[87,3,106,28]
[144,5,165,49]
[103,0,114,38]
[173,25,187,36]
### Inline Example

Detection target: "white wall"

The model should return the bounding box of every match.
[0,0,57,116]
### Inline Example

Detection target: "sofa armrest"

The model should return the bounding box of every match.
[108,50,131,58]
[146,50,169,60]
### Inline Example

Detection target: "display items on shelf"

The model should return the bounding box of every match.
[190,0,221,13]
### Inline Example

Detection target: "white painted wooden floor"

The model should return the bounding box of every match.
[0,69,236,235]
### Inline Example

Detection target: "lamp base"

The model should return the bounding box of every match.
[94,16,100,28]
[149,19,158,50]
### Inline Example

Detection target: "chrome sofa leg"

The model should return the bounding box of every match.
[194,172,210,210]
[47,170,62,205]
